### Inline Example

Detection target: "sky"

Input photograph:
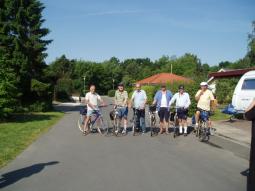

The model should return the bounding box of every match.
[41,0,255,65]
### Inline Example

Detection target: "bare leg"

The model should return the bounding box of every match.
[83,116,90,134]
[159,122,163,134]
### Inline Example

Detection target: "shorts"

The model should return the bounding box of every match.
[196,108,210,121]
[87,109,100,117]
[158,107,169,122]
[177,108,188,120]
[116,107,128,119]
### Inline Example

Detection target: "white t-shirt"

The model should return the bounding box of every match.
[85,92,102,111]
[161,93,168,107]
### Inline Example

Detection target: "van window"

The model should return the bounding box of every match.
[241,79,255,90]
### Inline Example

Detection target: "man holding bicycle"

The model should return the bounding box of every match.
[130,83,147,134]
[83,84,105,135]
[195,82,214,129]
[114,83,129,134]
[153,84,172,134]
[169,85,191,136]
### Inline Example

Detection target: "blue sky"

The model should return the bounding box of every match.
[41,0,255,65]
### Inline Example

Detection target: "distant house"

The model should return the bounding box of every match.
[136,73,193,85]
[207,67,255,93]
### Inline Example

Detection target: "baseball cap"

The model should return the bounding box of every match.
[179,85,184,90]
[200,82,208,86]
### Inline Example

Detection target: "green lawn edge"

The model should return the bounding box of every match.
[0,112,64,168]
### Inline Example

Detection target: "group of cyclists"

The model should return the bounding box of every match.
[82,81,215,136]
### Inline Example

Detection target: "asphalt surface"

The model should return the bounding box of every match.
[0,97,249,191]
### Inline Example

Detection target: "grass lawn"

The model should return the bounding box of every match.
[211,108,231,121]
[0,112,64,168]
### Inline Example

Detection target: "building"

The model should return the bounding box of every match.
[207,67,255,93]
[136,73,193,85]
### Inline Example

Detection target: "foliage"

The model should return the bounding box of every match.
[215,78,239,104]
[107,90,116,97]
[0,0,52,117]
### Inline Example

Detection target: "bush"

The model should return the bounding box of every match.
[215,78,239,104]
[55,78,73,100]
[107,90,115,97]
[28,101,52,112]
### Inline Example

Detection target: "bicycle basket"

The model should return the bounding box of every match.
[109,110,115,120]
[80,107,87,115]
[149,105,156,112]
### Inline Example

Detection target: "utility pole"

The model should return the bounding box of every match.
[245,100,255,191]
[112,78,115,90]
[83,76,86,95]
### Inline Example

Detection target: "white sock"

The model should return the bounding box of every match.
[179,126,183,133]
[184,126,187,134]
[123,125,127,131]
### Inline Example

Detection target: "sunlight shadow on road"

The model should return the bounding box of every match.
[0,161,59,189]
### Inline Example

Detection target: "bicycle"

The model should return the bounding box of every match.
[169,108,179,138]
[148,105,157,137]
[77,105,108,136]
[196,110,210,142]
[109,106,126,136]
[132,108,143,136]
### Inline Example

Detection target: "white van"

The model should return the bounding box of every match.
[232,70,255,113]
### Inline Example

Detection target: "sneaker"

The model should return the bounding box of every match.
[142,131,146,134]
[122,130,126,134]
[115,129,118,134]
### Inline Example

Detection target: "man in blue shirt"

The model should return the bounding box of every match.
[130,84,147,134]
[153,84,172,134]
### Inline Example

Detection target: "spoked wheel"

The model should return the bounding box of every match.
[77,114,85,132]
[199,128,210,142]
[150,117,157,137]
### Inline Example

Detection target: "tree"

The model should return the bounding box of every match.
[0,0,51,110]
[247,20,255,66]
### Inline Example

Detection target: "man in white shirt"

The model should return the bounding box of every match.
[169,85,191,136]
[83,84,105,134]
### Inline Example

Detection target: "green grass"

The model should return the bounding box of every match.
[210,108,231,121]
[0,112,64,168]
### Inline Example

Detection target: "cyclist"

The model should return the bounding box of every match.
[83,84,105,135]
[153,84,172,134]
[130,83,147,134]
[169,85,191,136]
[114,83,129,134]
[195,82,214,130]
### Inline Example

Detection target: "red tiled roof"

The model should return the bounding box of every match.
[208,67,255,78]
[136,73,193,85]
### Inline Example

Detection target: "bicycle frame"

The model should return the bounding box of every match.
[148,109,157,136]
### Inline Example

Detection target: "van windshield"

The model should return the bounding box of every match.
[241,79,255,90]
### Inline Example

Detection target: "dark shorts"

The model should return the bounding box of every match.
[177,108,188,120]
[158,107,169,122]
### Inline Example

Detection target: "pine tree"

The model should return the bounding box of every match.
[0,0,52,116]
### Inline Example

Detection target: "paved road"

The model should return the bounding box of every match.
[0,98,249,191]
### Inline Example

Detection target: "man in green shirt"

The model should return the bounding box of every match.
[114,83,129,134]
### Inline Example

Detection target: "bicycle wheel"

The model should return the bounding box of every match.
[98,117,108,135]
[113,117,121,136]
[77,114,84,132]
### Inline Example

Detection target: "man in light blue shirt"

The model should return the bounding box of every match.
[130,84,147,134]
